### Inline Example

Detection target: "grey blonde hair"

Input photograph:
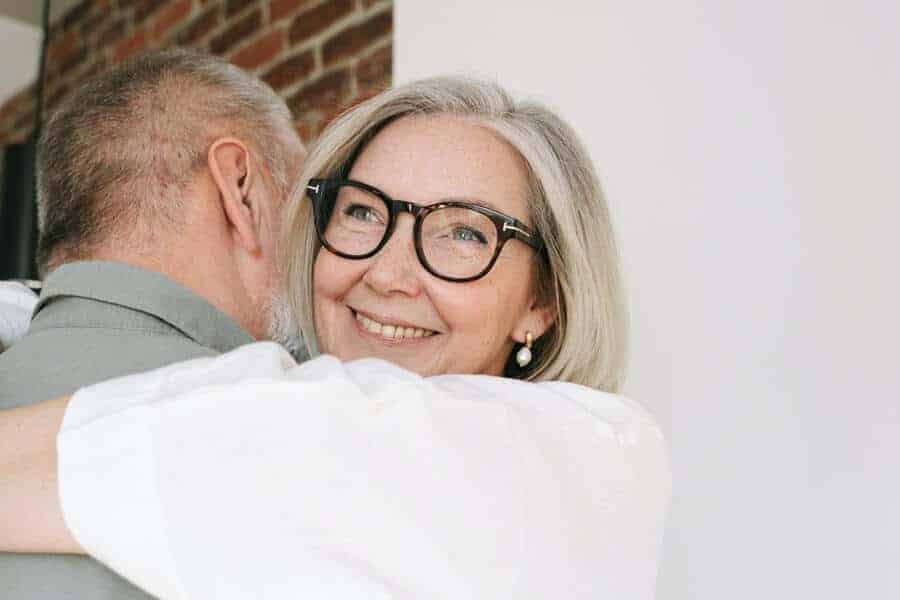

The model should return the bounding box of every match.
[282,77,628,392]
[37,48,294,273]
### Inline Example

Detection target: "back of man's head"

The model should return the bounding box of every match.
[36,49,296,275]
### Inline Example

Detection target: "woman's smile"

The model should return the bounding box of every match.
[350,307,438,343]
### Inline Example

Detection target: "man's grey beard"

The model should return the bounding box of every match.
[264,287,307,362]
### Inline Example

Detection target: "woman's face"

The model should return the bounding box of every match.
[312,115,550,376]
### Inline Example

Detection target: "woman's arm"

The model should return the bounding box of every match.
[2,345,670,600]
[0,396,83,554]
[0,342,298,557]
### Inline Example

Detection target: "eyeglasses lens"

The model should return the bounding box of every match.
[321,185,388,255]
[318,184,499,280]
[420,206,498,279]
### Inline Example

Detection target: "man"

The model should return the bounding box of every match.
[0,49,306,599]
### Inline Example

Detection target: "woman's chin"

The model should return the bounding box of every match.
[355,346,442,377]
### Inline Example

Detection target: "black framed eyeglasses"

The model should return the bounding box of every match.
[305,178,543,283]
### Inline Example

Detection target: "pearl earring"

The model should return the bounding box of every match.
[516,331,534,368]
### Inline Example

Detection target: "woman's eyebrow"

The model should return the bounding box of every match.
[438,196,502,212]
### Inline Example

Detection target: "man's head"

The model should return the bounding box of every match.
[37,49,306,339]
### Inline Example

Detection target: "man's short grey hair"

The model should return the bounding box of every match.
[281,77,628,392]
[36,48,294,274]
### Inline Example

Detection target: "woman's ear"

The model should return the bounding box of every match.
[207,137,260,253]
[512,300,557,345]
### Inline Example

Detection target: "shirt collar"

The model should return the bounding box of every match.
[35,261,254,354]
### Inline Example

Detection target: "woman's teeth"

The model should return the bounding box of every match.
[355,312,435,340]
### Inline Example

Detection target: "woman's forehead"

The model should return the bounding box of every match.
[348,115,532,219]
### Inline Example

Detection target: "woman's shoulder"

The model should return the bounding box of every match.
[429,372,663,434]
[538,380,663,430]
[535,380,668,454]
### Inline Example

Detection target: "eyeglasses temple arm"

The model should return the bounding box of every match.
[502,221,543,250]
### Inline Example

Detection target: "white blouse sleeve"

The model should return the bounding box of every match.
[58,342,670,600]
[0,281,38,350]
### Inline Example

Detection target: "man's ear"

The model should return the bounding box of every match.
[207,137,260,253]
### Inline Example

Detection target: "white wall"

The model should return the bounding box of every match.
[395,1,900,598]
[0,15,41,107]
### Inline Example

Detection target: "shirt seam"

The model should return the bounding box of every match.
[25,324,200,339]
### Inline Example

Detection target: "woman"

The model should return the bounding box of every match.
[1,77,669,599]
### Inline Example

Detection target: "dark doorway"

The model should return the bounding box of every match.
[0,135,39,280]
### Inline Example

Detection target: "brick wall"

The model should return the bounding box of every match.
[0,0,392,146]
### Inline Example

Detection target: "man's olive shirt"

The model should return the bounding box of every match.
[0,261,254,599]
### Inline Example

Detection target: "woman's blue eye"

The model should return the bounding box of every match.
[345,205,381,223]
[452,227,487,244]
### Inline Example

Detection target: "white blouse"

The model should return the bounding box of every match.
[58,342,670,599]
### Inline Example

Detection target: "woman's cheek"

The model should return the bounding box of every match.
[432,284,502,342]
[312,255,350,354]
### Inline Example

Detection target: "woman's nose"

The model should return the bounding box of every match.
[361,216,423,297]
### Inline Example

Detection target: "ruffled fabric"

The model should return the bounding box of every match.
[59,342,670,599]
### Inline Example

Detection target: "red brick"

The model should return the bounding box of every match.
[288,0,354,45]
[356,43,391,95]
[134,0,167,21]
[114,28,147,60]
[47,31,87,79]
[322,8,391,67]
[0,97,20,122]
[97,18,127,48]
[295,118,322,143]
[0,0,397,145]
[41,72,59,101]
[46,82,71,111]
[19,84,37,104]
[226,0,257,18]
[230,29,285,70]
[178,5,222,46]
[57,44,88,74]
[287,67,352,117]
[62,1,92,30]
[80,57,109,81]
[0,112,14,132]
[6,129,31,145]
[210,9,262,54]
[14,108,35,130]
[48,31,79,66]
[80,8,106,36]
[270,0,314,23]
[0,110,14,129]
[294,110,338,141]
[261,48,314,91]
[3,99,21,122]
[48,21,65,43]
[152,0,192,40]
[4,86,35,116]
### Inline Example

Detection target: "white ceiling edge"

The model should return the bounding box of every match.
[0,14,42,109]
